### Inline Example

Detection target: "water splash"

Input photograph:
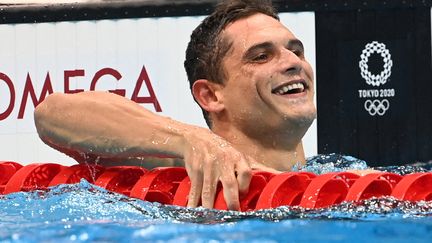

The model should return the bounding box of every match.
[292,153,369,174]
[1,155,432,241]
[1,179,431,225]
[295,153,432,175]
[0,182,431,242]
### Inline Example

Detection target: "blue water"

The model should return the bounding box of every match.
[1,154,432,242]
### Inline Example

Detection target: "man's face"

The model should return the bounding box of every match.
[218,13,316,137]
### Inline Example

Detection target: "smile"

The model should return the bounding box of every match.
[271,80,308,95]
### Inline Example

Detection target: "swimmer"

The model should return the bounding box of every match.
[35,0,326,210]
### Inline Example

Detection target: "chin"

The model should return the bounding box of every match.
[284,106,317,128]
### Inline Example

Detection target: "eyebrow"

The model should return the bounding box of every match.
[242,39,304,60]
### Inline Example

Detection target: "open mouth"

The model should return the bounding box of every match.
[271,80,308,95]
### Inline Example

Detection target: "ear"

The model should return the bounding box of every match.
[192,79,224,113]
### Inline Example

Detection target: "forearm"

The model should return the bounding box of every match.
[34,91,190,162]
[34,91,258,210]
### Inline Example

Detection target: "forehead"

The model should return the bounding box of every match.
[222,13,296,53]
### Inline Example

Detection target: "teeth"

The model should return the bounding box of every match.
[275,82,305,95]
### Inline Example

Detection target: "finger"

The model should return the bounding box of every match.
[187,178,203,208]
[235,158,252,197]
[220,173,240,211]
[200,155,220,208]
[200,171,218,209]
[185,160,204,208]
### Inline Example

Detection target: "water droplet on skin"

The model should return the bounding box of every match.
[219,142,228,148]
[162,137,170,144]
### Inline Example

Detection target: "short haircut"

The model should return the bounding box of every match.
[184,0,279,128]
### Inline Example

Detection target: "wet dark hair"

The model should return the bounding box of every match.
[184,0,279,128]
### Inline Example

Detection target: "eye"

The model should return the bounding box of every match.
[289,44,305,58]
[288,48,301,57]
[252,53,270,62]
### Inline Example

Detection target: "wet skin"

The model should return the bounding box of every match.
[221,14,316,131]
[187,13,317,209]
[34,13,317,212]
[203,13,316,170]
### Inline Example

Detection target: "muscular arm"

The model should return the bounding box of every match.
[34,91,254,210]
[35,91,188,165]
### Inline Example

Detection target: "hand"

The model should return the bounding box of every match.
[182,128,255,210]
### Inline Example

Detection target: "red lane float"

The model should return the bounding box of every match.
[1,161,431,211]
[0,162,23,193]
[391,172,432,201]
[345,172,402,201]
[255,172,315,209]
[3,163,64,194]
[300,172,359,208]
[214,172,269,211]
[95,166,148,196]
[130,167,187,204]
[49,164,105,186]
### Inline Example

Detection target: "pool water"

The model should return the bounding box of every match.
[1,154,432,242]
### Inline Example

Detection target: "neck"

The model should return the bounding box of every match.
[212,124,307,171]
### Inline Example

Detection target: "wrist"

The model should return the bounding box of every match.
[145,117,197,158]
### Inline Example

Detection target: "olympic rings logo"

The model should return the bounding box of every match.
[364,99,390,116]
[359,41,393,87]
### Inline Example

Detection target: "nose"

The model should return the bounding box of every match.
[279,48,303,74]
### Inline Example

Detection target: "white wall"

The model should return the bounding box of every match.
[0,12,317,165]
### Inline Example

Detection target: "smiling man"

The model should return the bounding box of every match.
[199,13,316,172]
[34,0,316,211]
